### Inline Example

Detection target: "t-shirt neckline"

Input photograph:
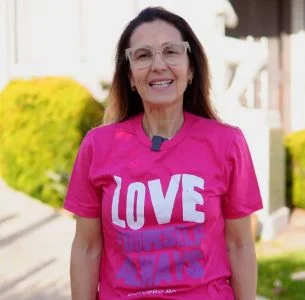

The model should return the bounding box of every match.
[134,111,194,151]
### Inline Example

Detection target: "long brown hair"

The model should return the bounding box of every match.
[103,7,218,124]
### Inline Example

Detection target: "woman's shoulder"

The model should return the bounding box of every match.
[85,116,140,147]
[187,112,242,139]
[86,115,139,140]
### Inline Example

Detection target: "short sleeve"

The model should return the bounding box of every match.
[64,132,102,218]
[222,128,263,219]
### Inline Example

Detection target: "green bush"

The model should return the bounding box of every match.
[0,77,104,208]
[285,130,305,209]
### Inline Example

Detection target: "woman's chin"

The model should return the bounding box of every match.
[144,97,181,108]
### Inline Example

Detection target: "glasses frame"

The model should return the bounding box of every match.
[125,41,191,69]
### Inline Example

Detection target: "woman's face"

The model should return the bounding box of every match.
[128,20,193,110]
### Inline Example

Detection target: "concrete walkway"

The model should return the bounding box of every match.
[0,179,268,300]
[0,180,73,299]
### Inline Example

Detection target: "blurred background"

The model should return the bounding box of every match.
[0,0,304,299]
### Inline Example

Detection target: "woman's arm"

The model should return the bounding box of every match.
[70,216,102,300]
[225,215,257,300]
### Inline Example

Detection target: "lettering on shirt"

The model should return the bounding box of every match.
[111,174,205,229]
[116,225,205,287]
[110,174,206,289]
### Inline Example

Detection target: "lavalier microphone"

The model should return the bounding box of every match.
[151,135,168,151]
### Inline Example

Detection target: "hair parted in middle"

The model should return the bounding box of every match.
[103,6,219,124]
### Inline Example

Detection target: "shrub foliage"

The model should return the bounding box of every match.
[285,130,305,209]
[0,77,104,207]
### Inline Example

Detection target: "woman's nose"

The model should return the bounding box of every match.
[150,52,167,70]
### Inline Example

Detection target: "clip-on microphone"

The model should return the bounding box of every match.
[151,135,167,151]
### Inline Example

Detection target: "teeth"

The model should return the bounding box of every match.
[151,80,172,88]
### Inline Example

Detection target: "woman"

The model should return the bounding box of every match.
[64,6,263,300]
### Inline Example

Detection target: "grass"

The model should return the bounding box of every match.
[257,250,305,299]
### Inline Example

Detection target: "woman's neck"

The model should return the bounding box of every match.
[142,108,184,139]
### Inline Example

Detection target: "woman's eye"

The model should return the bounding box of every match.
[164,46,180,55]
[138,53,148,58]
[134,50,152,60]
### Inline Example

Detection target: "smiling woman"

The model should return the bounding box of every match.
[63,6,263,300]
[125,21,193,126]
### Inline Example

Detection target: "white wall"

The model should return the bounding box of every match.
[0,0,137,97]
[290,0,305,131]
[0,0,9,90]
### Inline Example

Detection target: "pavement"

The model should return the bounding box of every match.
[0,179,73,299]
[0,179,273,300]
[256,207,305,256]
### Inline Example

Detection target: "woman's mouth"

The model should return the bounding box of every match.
[149,80,173,89]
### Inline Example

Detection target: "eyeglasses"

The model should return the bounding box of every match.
[125,41,191,70]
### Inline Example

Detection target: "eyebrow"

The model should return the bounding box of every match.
[132,41,183,49]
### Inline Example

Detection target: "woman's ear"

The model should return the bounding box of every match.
[128,72,135,89]
[188,64,194,83]
[128,73,136,91]
[130,78,135,89]
[188,70,193,85]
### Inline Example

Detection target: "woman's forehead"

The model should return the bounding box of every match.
[129,20,183,48]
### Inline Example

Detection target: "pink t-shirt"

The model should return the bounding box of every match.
[64,111,263,299]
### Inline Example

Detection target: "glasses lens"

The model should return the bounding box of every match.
[131,47,153,69]
[128,42,188,69]
[162,43,185,65]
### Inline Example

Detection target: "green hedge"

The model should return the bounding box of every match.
[285,130,305,209]
[0,77,104,208]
